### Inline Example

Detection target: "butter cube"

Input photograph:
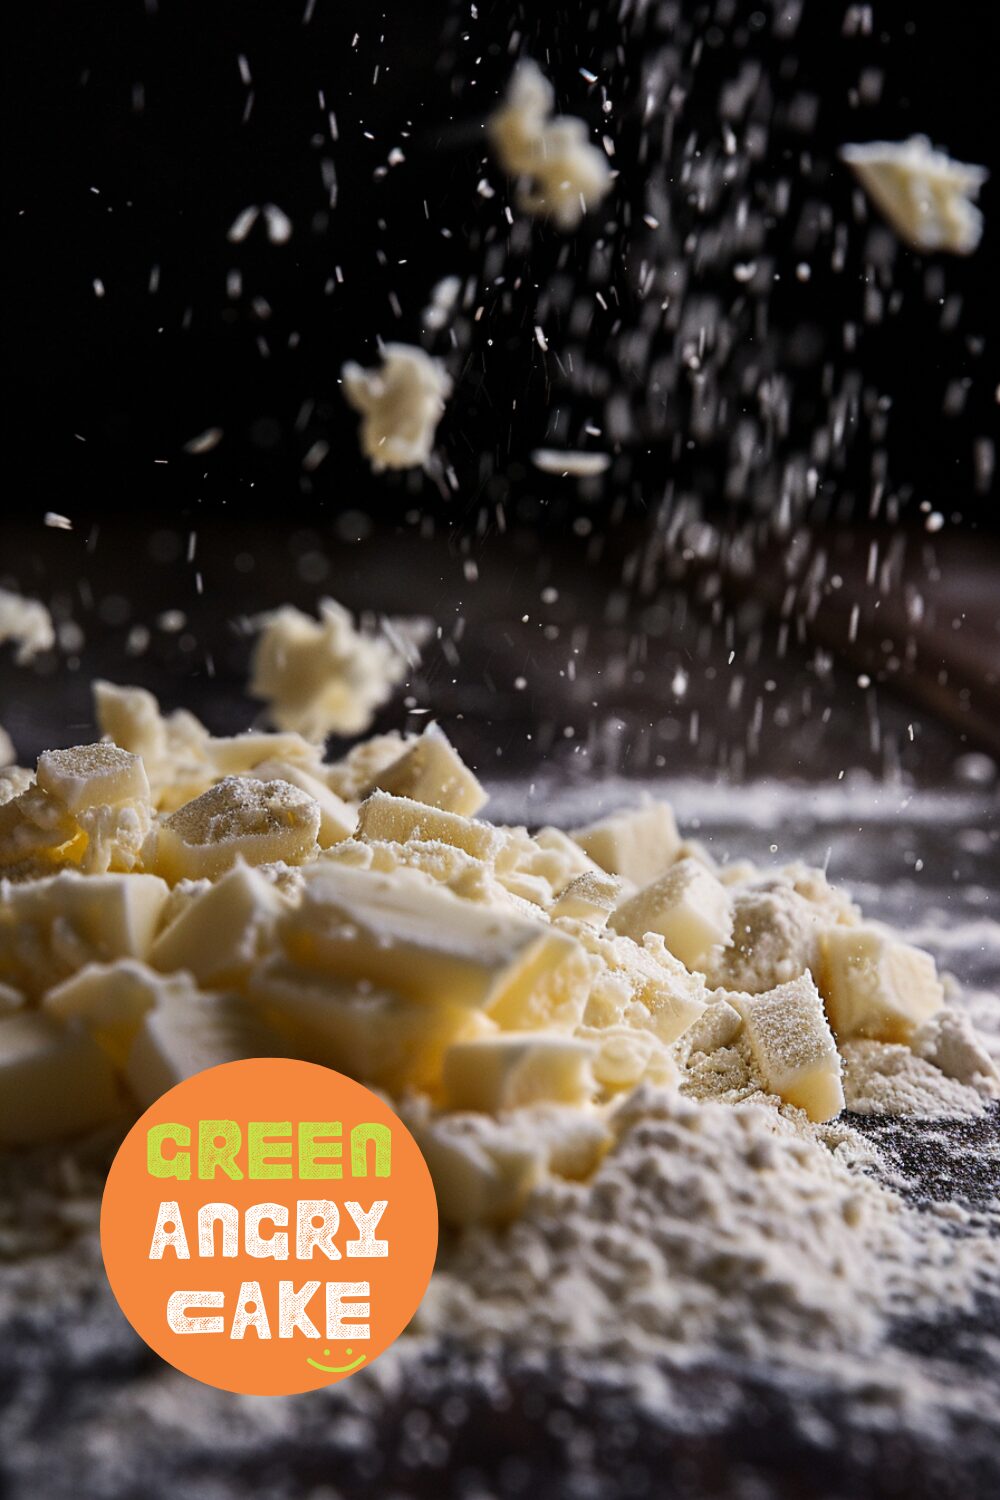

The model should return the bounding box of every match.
[0,1013,121,1144]
[550,871,625,924]
[442,1033,594,1111]
[0,871,169,996]
[283,863,587,1028]
[155,776,320,882]
[356,790,502,861]
[247,956,486,1094]
[36,743,150,813]
[150,863,285,987]
[609,857,733,971]
[819,924,944,1042]
[247,759,355,847]
[558,918,706,1043]
[363,726,487,816]
[736,974,844,1122]
[570,801,680,885]
[43,959,197,1066]
[126,991,281,1106]
[93,680,168,771]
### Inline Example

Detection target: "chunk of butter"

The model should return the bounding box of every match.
[819,924,944,1043]
[43,958,197,1066]
[363,726,487,816]
[247,956,487,1095]
[0,871,169,996]
[150,863,286,987]
[341,344,451,472]
[126,990,282,1107]
[155,777,320,882]
[282,863,587,1028]
[735,974,844,1123]
[356,790,503,862]
[840,136,987,255]
[0,1013,121,1144]
[550,871,625,925]
[36,742,150,813]
[442,1033,594,1112]
[557,917,706,1043]
[609,857,733,972]
[246,759,355,848]
[570,802,680,886]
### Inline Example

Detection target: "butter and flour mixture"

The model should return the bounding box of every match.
[0,672,998,1497]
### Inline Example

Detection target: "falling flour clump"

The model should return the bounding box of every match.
[341,344,451,471]
[840,136,988,254]
[0,588,56,665]
[488,59,612,229]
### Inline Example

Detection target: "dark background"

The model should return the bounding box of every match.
[3,0,997,531]
[2,0,998,783]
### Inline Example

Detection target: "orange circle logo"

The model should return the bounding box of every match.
[100,1058,438,1395]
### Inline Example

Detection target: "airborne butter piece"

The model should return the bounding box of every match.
[570,801,680,886]
[735,974,844,1123]
[819,924,944,1043]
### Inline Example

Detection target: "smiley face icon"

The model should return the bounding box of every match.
[305,1346,367,1375]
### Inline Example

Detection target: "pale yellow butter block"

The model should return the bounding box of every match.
[570,802,680,886]
[36,742,150,813]
[126,991,281,1107]
[150,863,285,987]
[557,918,706,1044]
[0,1013,121,1145]
[93,681,169,771]
[0,871,169,996]
[42,959,197,1066]
[576,1024,679,1092]
[609,857,733,971]
[363,726,487,816]
[356,790,502,862]
[683,996,744,1054]
[736,974,844,1122]
[247,759,355,847]
[406,1111,542,1226]
[283,863,587,1027]
[442,1033,594,1111]
[247,956,486,1094]
[155,776,320,882]
[819,924,944,1042]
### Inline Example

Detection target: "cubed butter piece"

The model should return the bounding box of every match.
[93,680,168,770]
[150,863,285,987]
[356,790,502,862]
[247,956,487,1095]
[551,871,625,924]
[36,742,150,813]
[247,759,355,847]
[442,1033,594,1111]
[283,863,587,1028]
[557,918,706,1043]
[735,974,844,1122]
[570,801,680,885]
[0,871,169,996]
[363,726,487,816]
[126,991,281,1107]
[0,1013,121,1144]
[43,959,197,1066]
[819,924,944,1042]
[155,776,320,881]
[609,857,733,971]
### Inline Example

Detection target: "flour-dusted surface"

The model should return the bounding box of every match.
[1,778,997,1500]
